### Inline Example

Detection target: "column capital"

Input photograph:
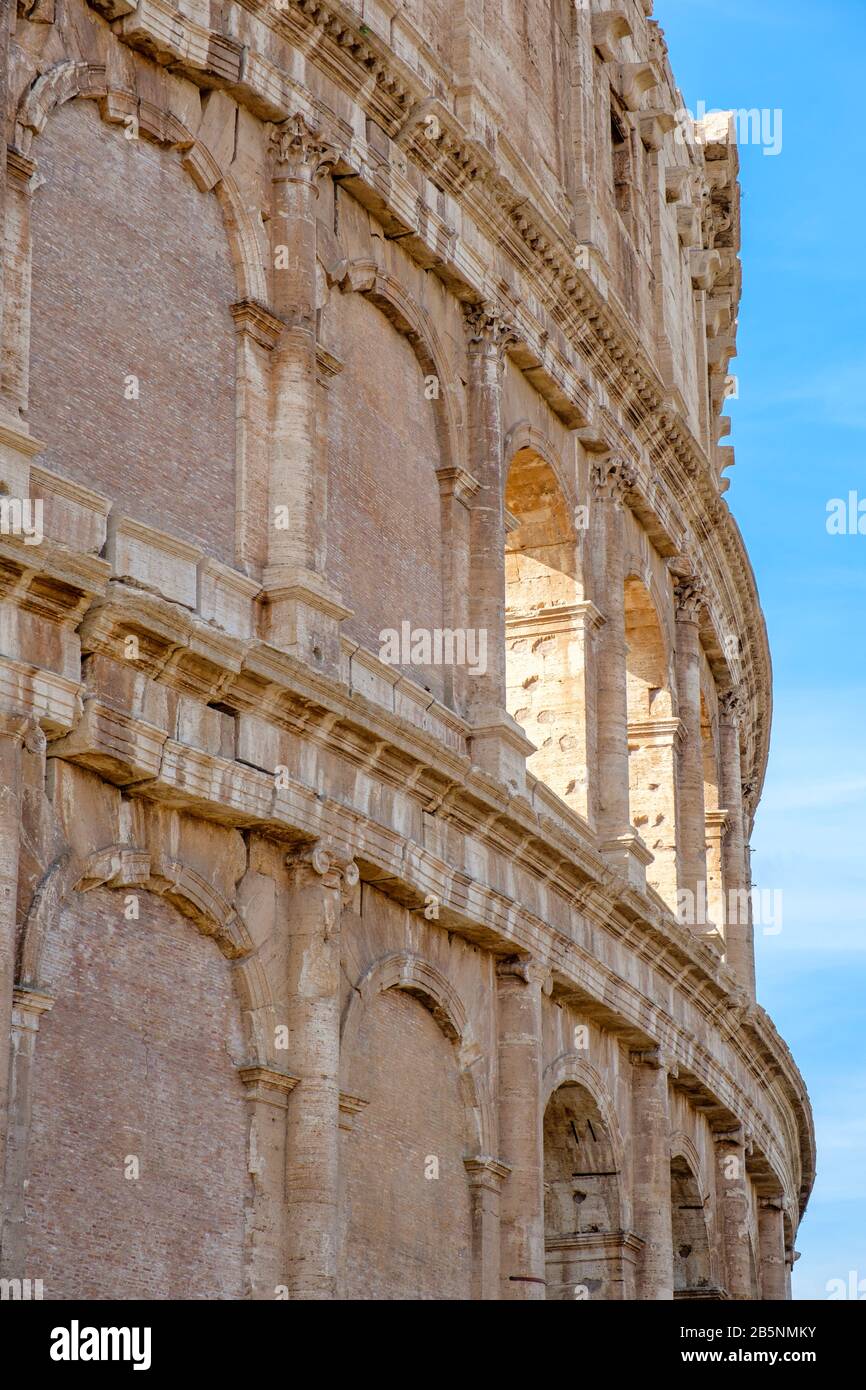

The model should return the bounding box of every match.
[591,455,638,507]
[759,1196,785,1211]
[285,840,360,900]
[0,711,33,743]
[461,300,518,361]
[495,954,551,989]
[629,1045,678,1076]
[673,576,707,622]
[712,1123,753,1155]
[270,112,338,188]
[719,688,744,727]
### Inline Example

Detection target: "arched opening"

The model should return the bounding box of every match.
[543,1081,632,1299]
[20,886,250,1299]
[505,448,592,819]
[670,1155,713,1298]
[624,577,679,909]
[341,983,473,1300]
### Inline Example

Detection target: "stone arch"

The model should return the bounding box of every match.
[504,419,577,514]
[15,61,266,303]
[18,844,272,1066]
[339,950,482,1299]
[542,1053,634,1299]
[325,260,454,700]
[542,1053,629,1215]
[669,1143,714,1298]
[340,259,463,474]
[504,441,591,818]
[8,841,265,1299]
[624,574,679,910]
[14,61,266,565]
[340,950,491,1153]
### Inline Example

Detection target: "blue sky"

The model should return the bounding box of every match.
[657,0,866,1300]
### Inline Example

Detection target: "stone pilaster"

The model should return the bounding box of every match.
[237,1064,299,1299]
[592,458,652,888]
[719,692,756,996]
[672,573,710,916]
[714,1125,753,1300]
[230,299,284,574]
[282,840,358,1299]
[0,985,53,1277]
[463,1155,511,1300]
[631,1048,674,1300]
[496,955,546,1299]
[437,465,480,717]
[758,1197,788,1301]
[462,302,534,792]
[264,114,350,672]
[0,715,27,1212]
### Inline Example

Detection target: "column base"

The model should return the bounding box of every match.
[262,566,352,677]
[600,830,654,891]
[468,708,536,796]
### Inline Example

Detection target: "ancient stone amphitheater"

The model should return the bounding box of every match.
[0,0,814,1300]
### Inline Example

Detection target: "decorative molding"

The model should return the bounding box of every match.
[270,111,338,187]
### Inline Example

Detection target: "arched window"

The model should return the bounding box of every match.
[505,447,593,820]
[670,1155,713,1298]
[543,1082,630,1300]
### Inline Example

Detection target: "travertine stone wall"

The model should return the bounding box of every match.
[0,0,812,1301]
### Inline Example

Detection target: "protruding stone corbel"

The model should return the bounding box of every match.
[638,110,676,151]
[230,299,284,351]
[677,205,701,248]
[664,165,693,204]
[615,62,660,112]
[464,1155,512,1189]
[690,248,722,290]
[591,10,632,62]
[436,465,481,508]
[338,1092,369,1132]
[237,1064,300,1108]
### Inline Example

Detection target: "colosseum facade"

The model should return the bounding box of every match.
[0,0,814,1300]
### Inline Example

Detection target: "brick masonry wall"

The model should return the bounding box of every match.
[23,887,249,1300]
[325,286,446,699]
[28,98,237,564]
[341,986,473,1300]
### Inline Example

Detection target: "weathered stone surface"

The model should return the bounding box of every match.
[0,0,812,1302]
